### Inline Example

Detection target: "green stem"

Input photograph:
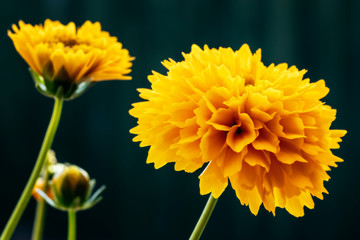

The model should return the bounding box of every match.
[189,194,218,240]
[67,210,76,240]
[0,96,63,240]
[31,158,51,240]
[31,197,47,240]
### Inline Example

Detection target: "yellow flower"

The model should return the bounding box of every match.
[130,44,346,217]
[8,19,134,99]
[32,178,54,202]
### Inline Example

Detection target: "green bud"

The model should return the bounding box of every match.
[51,165,91,208]
[36,163,105,212]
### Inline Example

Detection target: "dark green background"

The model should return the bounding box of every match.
[0,0,356,239]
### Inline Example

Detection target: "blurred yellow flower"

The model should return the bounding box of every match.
[8,19,134,98]
[130,44,346,217]
[32,178,53,202]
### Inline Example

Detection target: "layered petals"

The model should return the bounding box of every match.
[130,44,346,217]
[8,19,134,99]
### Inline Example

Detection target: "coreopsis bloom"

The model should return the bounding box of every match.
[130,44,346,217]
[8,19,134,99]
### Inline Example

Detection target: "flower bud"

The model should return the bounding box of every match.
[35,162,105,211]
[51,165,91,208]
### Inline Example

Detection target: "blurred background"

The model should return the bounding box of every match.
[0,0,357,239]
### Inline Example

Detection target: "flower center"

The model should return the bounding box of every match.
[62,39,77,48]
[235,127,243,135]
[231,119,243,135]
[244,75,255,86]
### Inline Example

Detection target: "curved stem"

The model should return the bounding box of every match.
[31,158,51,240]
[0,96,64,240]
[189,194,218,240]
[67,210,76,240]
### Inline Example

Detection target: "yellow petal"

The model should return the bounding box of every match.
[244,146,270,171]
[217,146,247,177]
[199,161,228,198]
[234,187,262,216]
[226,113,257,153]
[252,125,279,153]
[229,162,260,189]
[200,127,227,162]
[280,115,305,139]
[207,108,234,131]
[276,140,307,164]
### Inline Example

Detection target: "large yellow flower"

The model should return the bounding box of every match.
[130,44,346,217]
[8,19,134,99]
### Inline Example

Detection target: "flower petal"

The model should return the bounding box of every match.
[217,146,247,177]
[199,161,228,198]
[226,113,257,153]
[200,127,227,162]
[252,125,279,153]
[244,146,271,171]
[207,108,234,131]
[276,140,307,164]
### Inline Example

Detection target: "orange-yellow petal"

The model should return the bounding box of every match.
[199,161,228,198]
[226,113,257,153]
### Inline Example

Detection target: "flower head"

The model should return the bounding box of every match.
[8,19,134,99]
[130,44,346,217]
